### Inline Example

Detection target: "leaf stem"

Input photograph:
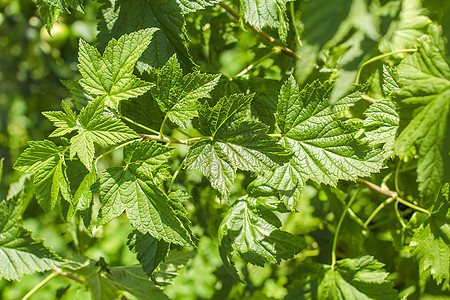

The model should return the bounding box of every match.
[218,2,299,60]
[364,195,396,227]
[22,272,59,300]
[394,201,407,229]
[141,134,208,146]
[95,139,139,173]
[289,1,302,46]
[236,48,280,77]
[355,49,417,84]
[53,267,84,284]
[160,114,169,139]
[121,115,160,135]
[331,190,359,268]
[356,179,431,216]
[168,156,187,193]
[268,133,283,138]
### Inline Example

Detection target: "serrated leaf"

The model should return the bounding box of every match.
[186,94,290,197]
[0,192,62,281]
[362,99,399,156]
[392,25,450,205]
[219,196,304,274]
[98,141,193,246]
[78,28,156,109]
[69,98,138,171]
[42,101,77,137]
[128,231,169,277]
[379,0,431,55]
[238,0,289,41]
[381,65,400,96]
[75,261,121,300]
[62,80,94,110]
[270,77,384,194]
[106,266,169,300]
[410,185,450,287]
[97,0,194,71]
[13,140,71,212]
[151,55,220,128]
[177,0,220,13]
[286,256,398,299]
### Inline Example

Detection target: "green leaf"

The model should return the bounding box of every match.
[42,101,77,137]
[97,0,194,71]
[151,55,220,128]
[410,185,450,287]
[177,0,220,13]
[107,266,169,300]
[186,94,290,197]
[392,25,450,205]
[61,80,94,110]
[286,256,398,299]
[69,98,138,171]
[362,99,399,156]
[37,0,83,31]
[98,141,193,246]
[0,192,62,281]
[75,261,121,300]
[270,77,384,194]
[13,140,71,212]
[78,28,156,109]
[0,157,3,185]
[238,0,289,41]
[219,195,305,273]
[379,0,431,55]
[128,230,169,277]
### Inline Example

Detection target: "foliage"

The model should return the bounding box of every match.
[0,0,449,299]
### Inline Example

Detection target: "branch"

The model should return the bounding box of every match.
[53,267,84,284]
[356,179,431,216]
[218,2,299,60]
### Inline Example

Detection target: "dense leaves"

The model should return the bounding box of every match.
[2,0,450,298]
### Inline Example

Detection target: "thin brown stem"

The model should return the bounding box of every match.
[53,267,84,284]
[356,179,431,216]
[141,134,209,146]
[218,2,299,60]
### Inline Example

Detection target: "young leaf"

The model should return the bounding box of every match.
[186,94,290,197]
[218,195,305,274]
[392,25,450,206]
[269,77,384,194]
[42,101,77,137]
[13,140,71,212]
[128,231,169,277]
[97,0,193,71]
[0,191,62,281]
[78,28,156,109]
[410,185,450,287]
[69,98,138,171]
[98,141,193,246]
[237,0,289,41]
[151,55,220,128]
[286,256,398,299]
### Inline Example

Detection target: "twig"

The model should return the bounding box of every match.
[141,134,209,146]
[356,179,431,216]
[22,272,59,300]
[218,2,299,60]
[53,267,84,284]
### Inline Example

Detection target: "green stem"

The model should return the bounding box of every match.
[236,48,279,77]
[355,49,417,84]
[22,272,59,300]
[364,195,396,228]
[289,1,302,46]
[142,134,208,146]
[121,116,159,135]
[95,139,138,174]
[168,156,187,193]
[394,161,401,195]
[394,201,407,229]
[347,207,367,229]
[160,114,169,139]
[331,190,359,268]
[396,197,431,216]
[269,133,283,138]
